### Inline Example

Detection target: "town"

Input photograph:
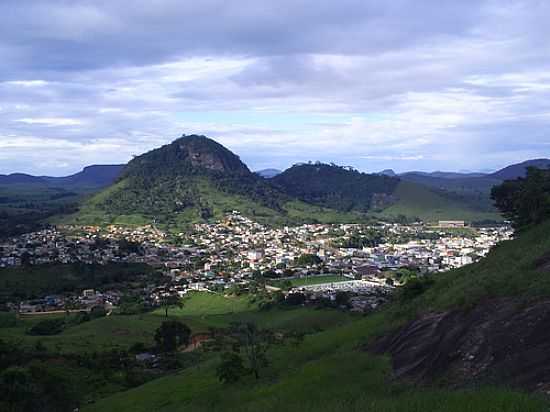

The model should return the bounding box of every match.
[0,212,512,315]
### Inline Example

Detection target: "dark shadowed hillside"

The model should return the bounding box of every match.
[272,163,399,212]
[71,136,366,228]
[372,170,550,392]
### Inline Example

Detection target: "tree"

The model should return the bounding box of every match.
[0,367,35,412]
[334,291,350,306]
[154,320,191,352]
[491,167,550,229]
[160,294,183,318]
[296,254,321,266]
[211,322,279,381]
[27,319,65,336]
[285,292,306,306]
[216,352,247,384]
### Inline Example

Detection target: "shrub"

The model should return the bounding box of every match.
[27,319,65,336]
[0,312,16,328]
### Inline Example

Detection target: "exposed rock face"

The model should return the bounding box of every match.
[371,298,550,393]
[176,136,250,174]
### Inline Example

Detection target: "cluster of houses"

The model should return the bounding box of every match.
[17,289,120,314]
[1,212,512,314]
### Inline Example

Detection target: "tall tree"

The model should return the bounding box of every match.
[491,167,550,229]
[160,294,183,318]
[210,322,280,381]
[154,320,191,352]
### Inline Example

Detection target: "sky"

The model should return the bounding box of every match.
[0,0,549,176]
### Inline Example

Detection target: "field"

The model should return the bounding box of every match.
[83,309,546,412]
[1,271,548,411]
[270,274,349,288]
[4,222,550,411]
[80,222,550,412]
[0,293,355,354]
[377,181,503,223]
[0,262,153,300]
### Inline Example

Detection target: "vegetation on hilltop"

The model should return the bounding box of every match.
[72,137,375,228]
[491,167,550,229]
[79,171,550,411]
[0,263,154,301]
[272,162,399,212]
[376,180,503,223]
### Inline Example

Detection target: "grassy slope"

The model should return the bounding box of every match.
[82,222,550,412]
[0,263,152,299]
[84,311,545,412]
[407,219,550,312]
[378,181,502,223]
[60,180,152,226]
[270,274,349,288]
[0,293,354,354]
[67,178,367,229]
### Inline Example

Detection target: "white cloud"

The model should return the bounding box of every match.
[14,117,84,126]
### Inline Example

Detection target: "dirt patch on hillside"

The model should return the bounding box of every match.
[370,298,550,393]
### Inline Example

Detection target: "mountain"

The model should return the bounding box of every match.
[71,139,505,227]
[398,158,550,213]
[83,177,550,412]
[490,158,550,180]
[0,165,123,190]
[72,135,366,228]
[0,165,124,237]
[42,164,124,189]
[272,163,399,213]
[255,168,282,178]
[271,162,500,222]
[398,172,501,211]
[379,169,397,177]
[0,173,45,185]
[403,171,488,179]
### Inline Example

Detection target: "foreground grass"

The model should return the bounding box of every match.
[0,293,354,353]
[409,219,550,312]
[83,222,550,412]
[84,312,546,412]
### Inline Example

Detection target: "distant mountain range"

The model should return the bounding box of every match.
[0,164,124,190]
[379,158,550,181]
[69,135,508,227]
[2,135,548,231]
[255,168,282,178]
[390,159,550,212]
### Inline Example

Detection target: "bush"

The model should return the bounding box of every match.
[27,319,65,336]
[399,277,434,301]
[0,312,16,328]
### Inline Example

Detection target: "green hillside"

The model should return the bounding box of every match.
[272,162,399,212]
[79,222,550,412]
[377,181,502,222]
[82,174,550,412]
[68,136,370,229]
[68,176,367,230]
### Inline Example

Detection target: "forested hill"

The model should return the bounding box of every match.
[70,136,503,228]
[120,134,251,179]
[77,135,294,226]
[271,163,400,212]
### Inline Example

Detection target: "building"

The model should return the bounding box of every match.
[438,220,465,228]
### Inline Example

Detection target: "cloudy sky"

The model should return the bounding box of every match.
[1,0,549,176]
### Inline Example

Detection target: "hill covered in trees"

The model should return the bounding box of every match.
[78,172,550,412]
[70,136,368,228]
[66,135,506,228]
[271,163,400,213]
